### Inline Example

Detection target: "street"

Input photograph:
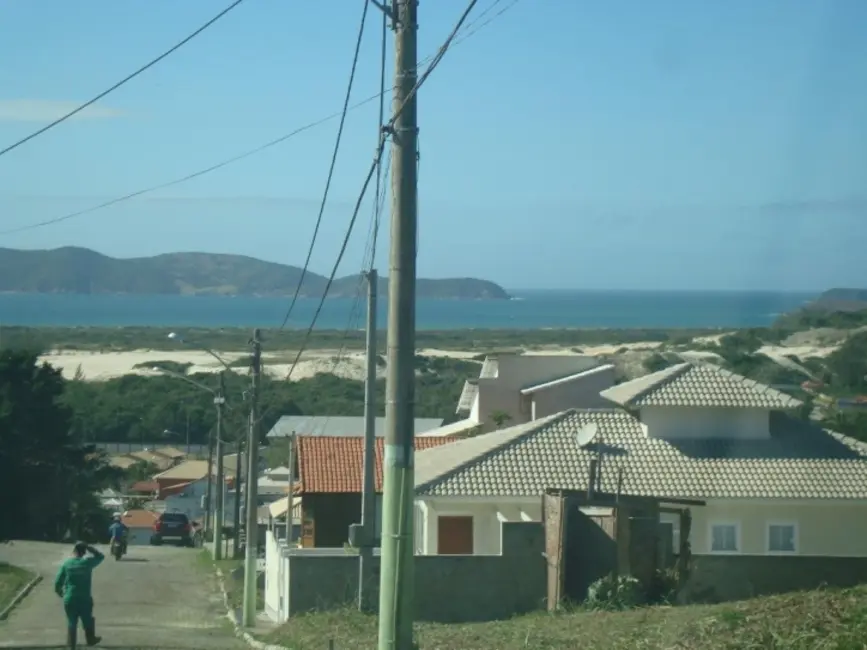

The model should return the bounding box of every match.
[0,541,245,649]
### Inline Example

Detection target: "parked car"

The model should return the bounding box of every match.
[150,512,194,547]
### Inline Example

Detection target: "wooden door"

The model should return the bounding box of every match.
[437,515,474,554]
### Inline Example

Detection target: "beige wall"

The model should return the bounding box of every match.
[667,500,867,557]
[641,406,770,440]
[418,497,542,555]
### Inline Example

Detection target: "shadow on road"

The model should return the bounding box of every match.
[117,558,149,563]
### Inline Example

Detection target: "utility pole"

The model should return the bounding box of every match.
[233,432,243,558]
[284,431,295,543]
[213,372,227,561]
[358,269,378,612]
[242,328,262,628]
[378,1,418,647]
[204,423,215,537]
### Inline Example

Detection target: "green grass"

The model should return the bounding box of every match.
[264,584,867,650]
[196,550,264,612]
[0,562,34,612]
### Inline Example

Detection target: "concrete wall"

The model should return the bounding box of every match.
[530,366,616,418]
[127,526,153,546]
[641,407,770,440]
[685,555,867,603]
[266,522,546,623]
[476,355,602,432]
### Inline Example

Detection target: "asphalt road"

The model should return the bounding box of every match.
[0,541,246,649]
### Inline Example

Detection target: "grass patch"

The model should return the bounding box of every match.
[0,562,35,611]
[196,550,263,612]
[265,584,867,650]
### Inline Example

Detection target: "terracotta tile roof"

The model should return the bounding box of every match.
[130,481,159,493]
[120,509,158,529]
[297,436,459,494]
[414,408,867,501]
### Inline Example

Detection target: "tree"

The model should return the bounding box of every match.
[490,410,512,429]
[0,349,121,542]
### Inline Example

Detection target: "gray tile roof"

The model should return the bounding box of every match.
[266,415,444,438]
[479,356,499,379]
[600,362,802,409]
[414,408,867,500]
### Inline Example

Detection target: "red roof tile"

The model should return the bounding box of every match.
[297,436,458,494]
[130,481,159,493]
[120,509,158,529]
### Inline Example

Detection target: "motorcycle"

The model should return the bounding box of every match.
[110,537,126,561]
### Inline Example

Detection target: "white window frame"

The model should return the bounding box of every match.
[766,521,799,555]
[708,520,741,554]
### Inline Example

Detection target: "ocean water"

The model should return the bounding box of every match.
[0,290,814,329]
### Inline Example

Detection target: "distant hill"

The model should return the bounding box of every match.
[0,247,510,300]
[803,288,867,312]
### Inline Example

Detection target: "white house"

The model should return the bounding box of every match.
[439,354,616,436]
[258,466,292,502]
[413,362,867,559]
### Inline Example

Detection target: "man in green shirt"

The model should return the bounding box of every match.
[54,541,104,648]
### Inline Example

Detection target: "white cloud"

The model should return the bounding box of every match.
[0,99,125,122]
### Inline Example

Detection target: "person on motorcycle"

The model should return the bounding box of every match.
[54,541,104,648]
[108,514,128,556]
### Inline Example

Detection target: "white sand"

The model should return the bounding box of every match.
[40,333,843,383]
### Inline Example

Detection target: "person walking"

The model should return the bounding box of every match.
[54,541,104,648]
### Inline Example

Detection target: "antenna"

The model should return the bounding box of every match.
[574,423,599,448]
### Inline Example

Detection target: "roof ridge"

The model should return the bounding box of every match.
[619,362,692,405]
[415,410,574,494]
[708,362,800,402]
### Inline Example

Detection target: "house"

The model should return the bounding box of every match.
[266,416,444,439]
[127,449,175,471]
[412,362,867,598]
[258,466,292,502]
[293,435,458,547]
[118,509,159,545]
[128,480,159,497]
[153,446,187,462]
[161,475,236,524]
[108,455,139,470]
[444,354,616,436]
[98,488,126,511]
[153,459,236,499]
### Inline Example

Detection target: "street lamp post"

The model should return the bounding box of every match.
[154,336,233,561]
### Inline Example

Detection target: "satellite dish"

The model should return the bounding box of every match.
[575,423,599,449]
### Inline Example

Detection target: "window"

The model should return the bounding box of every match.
[767,522,798,553]
[709,522,740,553]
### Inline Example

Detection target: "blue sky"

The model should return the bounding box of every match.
[0,0,865,291]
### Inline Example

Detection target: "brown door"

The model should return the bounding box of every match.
[437,516,473,554]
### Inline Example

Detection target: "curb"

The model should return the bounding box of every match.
[0,572,43,621]
[214,567,287,650]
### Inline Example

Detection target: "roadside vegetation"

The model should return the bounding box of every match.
[0,563,34,612]
[264,583,867,650]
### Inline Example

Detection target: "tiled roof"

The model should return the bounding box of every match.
[297,436,459,494]
[154,446,187,459]
[414,409,867,500]
[109,455,138,469]
[154,459,236,481]
[129,481,159,493]
[120,509,158,529]
[600,362,802,409]
[479,357,499,379]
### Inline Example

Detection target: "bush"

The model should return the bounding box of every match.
[586,573,645,610]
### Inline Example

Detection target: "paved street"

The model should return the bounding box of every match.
[0,541,245,649]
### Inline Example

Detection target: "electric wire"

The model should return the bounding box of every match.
[0,0,519,236]
[277,0,371,330]
[0,0,250,159]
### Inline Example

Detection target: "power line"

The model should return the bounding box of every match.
[0,0,249,160]
[0,0,519,237]
[278,0,370,331]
